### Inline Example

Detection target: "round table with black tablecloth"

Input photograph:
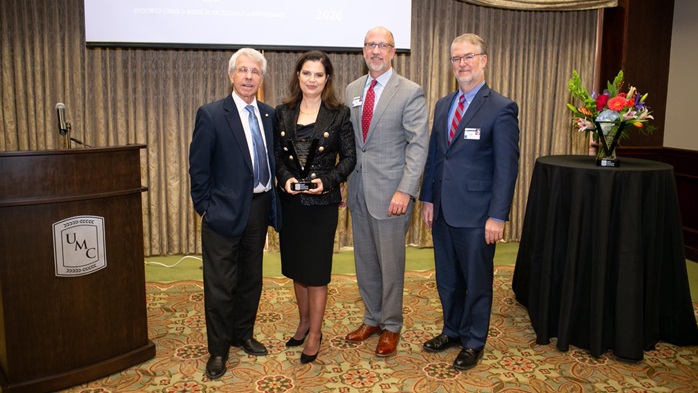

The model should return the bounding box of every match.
[513,155,698,360]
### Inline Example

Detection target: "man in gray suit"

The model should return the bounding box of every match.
[344,26,429,357]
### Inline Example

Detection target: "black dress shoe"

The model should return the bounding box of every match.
[205,354,228,379]
[300,334,322,364]
[286,329,310,347]
[423,333,461,353]
[453,347,484,371]
[232,338,268,356]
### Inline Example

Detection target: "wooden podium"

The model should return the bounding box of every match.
[0,145,155,392]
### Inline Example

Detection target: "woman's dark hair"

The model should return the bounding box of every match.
[282,50,342,109]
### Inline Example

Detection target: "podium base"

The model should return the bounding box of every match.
[0,341,155,393]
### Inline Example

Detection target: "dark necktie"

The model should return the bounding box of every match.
[245,105,270,187]
[449,94,466,144]
[361,79,378,142]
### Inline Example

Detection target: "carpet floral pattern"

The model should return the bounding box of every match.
[62,267,698,392]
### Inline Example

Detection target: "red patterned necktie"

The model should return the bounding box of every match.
[361,79,378,142]
[449,94,466,144]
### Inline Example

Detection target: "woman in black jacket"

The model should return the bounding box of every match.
[274,50,356,364]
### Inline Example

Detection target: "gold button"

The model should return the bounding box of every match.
[318,146,325,152]
[323,132,329,138]
[289,155,294,160]
[280,131,286,137]
[310,173,317,179]
[283,146,288,151]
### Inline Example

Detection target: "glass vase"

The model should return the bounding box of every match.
[594,121,624,167]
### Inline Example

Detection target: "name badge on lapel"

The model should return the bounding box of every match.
[464,128,481,140]
[351,97,362,107]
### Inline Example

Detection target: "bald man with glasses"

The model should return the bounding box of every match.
[344,26,429,358]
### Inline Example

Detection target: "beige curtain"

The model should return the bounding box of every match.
[457,0,617,10]
[0,0,597,256]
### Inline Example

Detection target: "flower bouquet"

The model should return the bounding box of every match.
[567,70,654,167]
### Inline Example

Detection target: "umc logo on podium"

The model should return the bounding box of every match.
[52,215,107,277]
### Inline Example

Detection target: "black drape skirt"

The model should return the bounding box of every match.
[279,199,338,286]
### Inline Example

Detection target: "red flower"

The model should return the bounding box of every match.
[596,94,609,111]
[608,96,627,111]
[625,98,635,108]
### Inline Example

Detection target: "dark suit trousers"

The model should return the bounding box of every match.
[432,209,495,350]
[201,191,271,356]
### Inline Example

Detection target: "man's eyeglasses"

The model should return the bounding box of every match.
[236,67,262,76]
[364,42,394,51]
[450,53,484,64]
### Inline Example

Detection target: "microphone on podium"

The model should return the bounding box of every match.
[55,103,91,148]
[56,102,70,136]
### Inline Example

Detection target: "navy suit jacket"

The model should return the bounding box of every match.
[189,94,281,237]
[420,84,519,227]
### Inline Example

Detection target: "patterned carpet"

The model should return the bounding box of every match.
[61,266,698,393]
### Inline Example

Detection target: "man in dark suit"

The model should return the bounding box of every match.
[419,34,519,371]
[189,48,281,380]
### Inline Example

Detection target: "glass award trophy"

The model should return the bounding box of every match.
[287,138,319,191]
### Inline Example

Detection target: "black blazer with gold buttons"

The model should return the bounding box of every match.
[273,103,356,206]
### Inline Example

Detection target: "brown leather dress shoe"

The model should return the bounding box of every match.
[375,330,400,357]
[345,324,381,342]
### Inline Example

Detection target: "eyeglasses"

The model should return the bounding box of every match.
[450,53,484,64]
[235,67,262,76]
[364,42,394,51]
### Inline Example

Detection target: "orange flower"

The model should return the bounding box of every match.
[633,122,643,128]
[608,96,627,111]
[578,107,593,117]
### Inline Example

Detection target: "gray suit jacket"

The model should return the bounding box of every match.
[345,71,429,220]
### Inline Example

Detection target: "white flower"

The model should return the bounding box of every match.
[622,110,637,121]
[576,118,594,132]
[635,109,654,121]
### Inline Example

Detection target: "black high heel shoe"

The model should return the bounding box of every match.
[285,329,310,347]
[300,334,322,364]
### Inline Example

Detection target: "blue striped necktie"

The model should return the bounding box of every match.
[245,105,270,187]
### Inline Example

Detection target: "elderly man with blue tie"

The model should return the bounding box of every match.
[189,48,281,380]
